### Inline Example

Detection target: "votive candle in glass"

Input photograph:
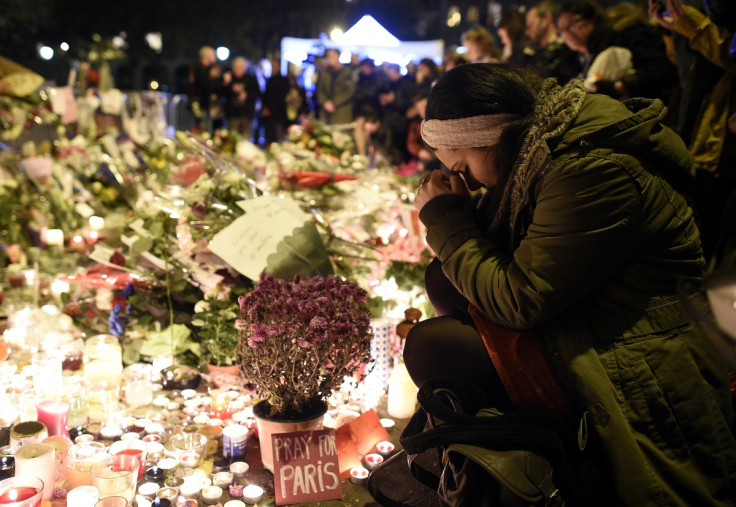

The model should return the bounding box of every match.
[66,485,99,507]
[0,476,44,507]
[93,496,128,507]
[84,335,123,387]
[90,454,139,502]
[66,441,108,488]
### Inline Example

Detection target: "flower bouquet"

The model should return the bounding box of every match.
[236,272,372,420]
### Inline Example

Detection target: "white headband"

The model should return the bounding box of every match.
[421,113,517,149]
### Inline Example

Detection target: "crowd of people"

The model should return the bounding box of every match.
[188,0,734,267]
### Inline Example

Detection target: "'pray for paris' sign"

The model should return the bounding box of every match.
[272,428,343,505]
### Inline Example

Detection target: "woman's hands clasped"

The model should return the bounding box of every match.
[414,170,472,213]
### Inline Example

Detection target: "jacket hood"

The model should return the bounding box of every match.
[552,94,695,188]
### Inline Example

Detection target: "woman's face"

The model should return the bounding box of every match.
[434,147,497,190]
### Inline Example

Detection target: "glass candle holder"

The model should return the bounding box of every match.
[66,442,109,489]
[0,476,44,507]
[123,364,153,408]
[90,454,139,502]
[170,433,208,468]
[0,457,13,481]
[94,496,128,507]
[84,335,123,387]
[32,352,63,398]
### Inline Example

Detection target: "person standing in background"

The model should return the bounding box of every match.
[316,48,355,125]
[223,57,261,139]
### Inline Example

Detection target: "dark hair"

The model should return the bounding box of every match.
[499,7,527,41]
[426,64,543,199]
[559,0,605,24]
[417,58,440,81]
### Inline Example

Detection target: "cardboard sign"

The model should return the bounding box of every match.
[209,195,310,280]
[273,428,342,505]
[346,409,391,455]
[336,424,363,480]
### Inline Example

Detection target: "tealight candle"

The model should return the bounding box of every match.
[363,452,384,471]
[241,484,264,504]
[229,461,249,479]
[146,442,165,455]
[147,451,165,462]
[164,476,183,490]
[200,485,223,505]
[224,501,246,507]
[75,434,95,444]
[376,440,395,457]
[180,499,198,507]
[144,467,165,485]
[181,390,197,400]
[156,458,177,477]
[349,466,370,485]
[89,216,105,231]
[137,482,160,497]
[153,396,169,408]
[99,425,123,441]
[179,451,200,469]
[44,228,64,248]
[66,485,99,507]
[212,472,233,488]
[380,418,396,430]
[155,486,178,501]
[145,423,166,436]
[135,495,153,507]
[178,480,201,499]
[120,432,140,441]
[143,434,162,444]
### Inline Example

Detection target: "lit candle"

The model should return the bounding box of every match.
[65,441,107,488]
[200,485,223,505]
[35,400,69,437]
[66,485,99,507]
[387,363,418,419]
[13,443,55,500]
[363,452,384,471]
[44,229,64,249]
[349,466,370,485]
[241,484,264,504]
[156,458,177,477]
[179,451,199,469]
[212,471,232,488]
[376,440,395,457]
[89,216,105,231]
[224,500,246,507]
[137,482,160,497]
[70,234,86,251]
[0,476,44,507]
[379,418,396,430]
[155,486,178,501]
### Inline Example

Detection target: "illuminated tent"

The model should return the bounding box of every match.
[280,15,444,72]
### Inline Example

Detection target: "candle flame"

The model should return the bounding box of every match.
[9,489,18,501]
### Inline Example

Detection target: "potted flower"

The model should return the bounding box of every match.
[236,272,372,471]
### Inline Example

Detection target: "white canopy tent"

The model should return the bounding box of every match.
[280,15,444,77]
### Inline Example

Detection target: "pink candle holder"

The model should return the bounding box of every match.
[35,400,70,438]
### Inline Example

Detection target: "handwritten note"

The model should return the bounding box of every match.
[273,428,343,505]
[209,195,310,280]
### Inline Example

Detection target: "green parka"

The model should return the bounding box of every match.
[420,89,736,505]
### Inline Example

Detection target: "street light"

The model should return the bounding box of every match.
[39,45,54,60]
[216,46,230,61]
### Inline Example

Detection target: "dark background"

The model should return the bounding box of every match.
[0,0,619,91]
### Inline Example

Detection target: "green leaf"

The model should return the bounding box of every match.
[140,323,193,357]
[149,221,164,238]
[132,236,154,254]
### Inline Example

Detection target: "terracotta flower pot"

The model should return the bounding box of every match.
[207,364,241,389]
[253,399,327,472]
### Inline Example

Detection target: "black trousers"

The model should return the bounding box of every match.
[403,258,511,407]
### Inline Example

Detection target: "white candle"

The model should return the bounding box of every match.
[14,442,55,500]
[137,482,159,497]
[44,229,64,247]
[387,363,418,419]
[66,485,99,507]
[224,501,246,507]
[242,484,264,503]
[88,216,105,231]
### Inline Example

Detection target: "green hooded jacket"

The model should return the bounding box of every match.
[420,91,736,505]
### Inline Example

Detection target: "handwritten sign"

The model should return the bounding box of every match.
[209,195,310,280]
[273,428,342,505]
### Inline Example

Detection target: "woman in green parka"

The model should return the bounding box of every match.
[405,63,736,505]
